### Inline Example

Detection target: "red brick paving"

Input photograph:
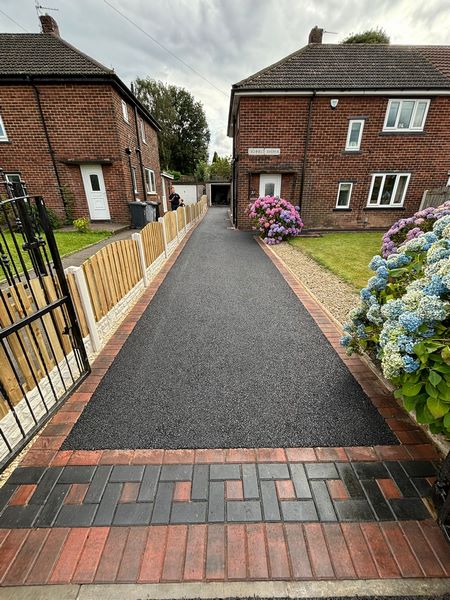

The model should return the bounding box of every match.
[1,222,449,588]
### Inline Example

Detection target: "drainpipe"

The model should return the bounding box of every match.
[125,147,136,201]
[299,91,316,212]
[133,105,148,202]
[232,115,238,226]
[30,79,68,216]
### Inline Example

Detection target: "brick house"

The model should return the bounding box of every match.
[0,15,162,224]
[228,27,450,230]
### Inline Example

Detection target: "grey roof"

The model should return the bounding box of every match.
[233,44,450,90]
[0,33,112,77]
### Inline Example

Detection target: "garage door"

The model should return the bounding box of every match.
[173,185,198,205]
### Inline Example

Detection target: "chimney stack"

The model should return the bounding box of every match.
[39,14,60,37]
[308,26,323,44]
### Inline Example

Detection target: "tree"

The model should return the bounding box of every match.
[134,78,210,174]
[212,151,219,163]
[209,156,232,179]
[341,28,390,44]
[194,160,209,181]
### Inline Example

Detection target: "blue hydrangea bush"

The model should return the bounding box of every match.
[342,214,450,439]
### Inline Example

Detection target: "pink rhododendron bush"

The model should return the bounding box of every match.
[248,196,304,245]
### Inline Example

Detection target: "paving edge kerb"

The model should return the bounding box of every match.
[2,579,450,600]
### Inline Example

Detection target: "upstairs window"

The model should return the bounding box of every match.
[345,119,364,151]
[0,114,8,141]
[145,168,155,194]
[121,100,129,123]
[368,173,410,207]
[383,99,430,132]
[336,182,353,208]
[140,118,146,143]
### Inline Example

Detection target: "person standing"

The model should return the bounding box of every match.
[169,187,181,211]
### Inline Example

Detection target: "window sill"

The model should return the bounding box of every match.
[0,139,11,143]
[380,130,425,136]
[333,208,352,212]
[342,150,362,155]
[363,206,405,210]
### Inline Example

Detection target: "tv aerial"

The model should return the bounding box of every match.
[35,1,59,16]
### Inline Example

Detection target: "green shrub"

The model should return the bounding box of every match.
[73,217,91,233]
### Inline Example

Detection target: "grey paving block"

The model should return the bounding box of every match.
[210,464,241,480]
[384,462,418,497]
[171,501,207,523]
[59,466,96,484]
[305,463,339,479]
[113,502,153,525]
[412,477,432,497]
[361,479,395,521]
[352,462,389,479]
[151,482,174,524]
[109,465,145,483]
[0,504,42,528]
[138,466,160,502]
[34,484,70,527]
[0,484,17,513]
[160,465,193,481]
[191,465,209,500]
[334,499,376,522]
[290,464,312,499]
[389,498,431,520]
[227,500,262,522]
[93,482,122,526]
[310,480,337,522]
[55,504,97,527]
[242,464,259,499]
[29,468,63,505]
[336,463,365,499]
[260,481,280,521]
[84,465,112,503]
[7,467,46,485]
[281,500,318,522]
[258,464,290,480]
[400,460,437,478]
[208,481,225,522]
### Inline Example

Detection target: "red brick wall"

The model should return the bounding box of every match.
[0,82,161,223]
[234,95,450,230]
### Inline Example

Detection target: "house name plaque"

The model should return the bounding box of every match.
[248,148,281,156]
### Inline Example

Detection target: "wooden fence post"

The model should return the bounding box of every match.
[132,232,149,287]
[183,207,187,233]
[175,209,180,243]
[158,216,169,258]
[66,266,101,353]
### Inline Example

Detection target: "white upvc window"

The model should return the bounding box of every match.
[140,118,146,143]
[131,167,138,193]
[259,174,281,198]
[336,182,353,208]
[345,119,364,151]
[121,100,129,123]
[367,173,410,207]
[145,168,156,194]
[447,171,450,187]
[0,114,8,141]
[383,99,430,132]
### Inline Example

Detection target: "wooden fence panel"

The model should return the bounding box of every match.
[66,272,89,338]
[141,221,165,268]
[177,207,185,231]
[164,211,178,243]
[82,239,142,322]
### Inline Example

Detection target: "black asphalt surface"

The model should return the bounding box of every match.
[64,207,398,450]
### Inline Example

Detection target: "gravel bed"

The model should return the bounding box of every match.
[272,242,359,326]
[63,207,397,450]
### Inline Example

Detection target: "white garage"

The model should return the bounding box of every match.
[172,184,201,206]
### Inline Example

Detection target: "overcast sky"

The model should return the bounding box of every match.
[1,0,449,158]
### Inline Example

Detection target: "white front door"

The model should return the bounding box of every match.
[80,164,110,220]
[162,178,168,212]
[259,174,281,198]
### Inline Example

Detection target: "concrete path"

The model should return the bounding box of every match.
[61,229,132,269]
[63,207,396,449]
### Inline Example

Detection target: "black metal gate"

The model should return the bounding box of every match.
[0,172,90,472]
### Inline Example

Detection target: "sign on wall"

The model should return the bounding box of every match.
[248,148,281,156]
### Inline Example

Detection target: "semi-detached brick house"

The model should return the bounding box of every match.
[0,15,166,224]
[228,27,450,231]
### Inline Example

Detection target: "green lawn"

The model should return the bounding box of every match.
[1,231,111,277]
[289,232,382,289]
